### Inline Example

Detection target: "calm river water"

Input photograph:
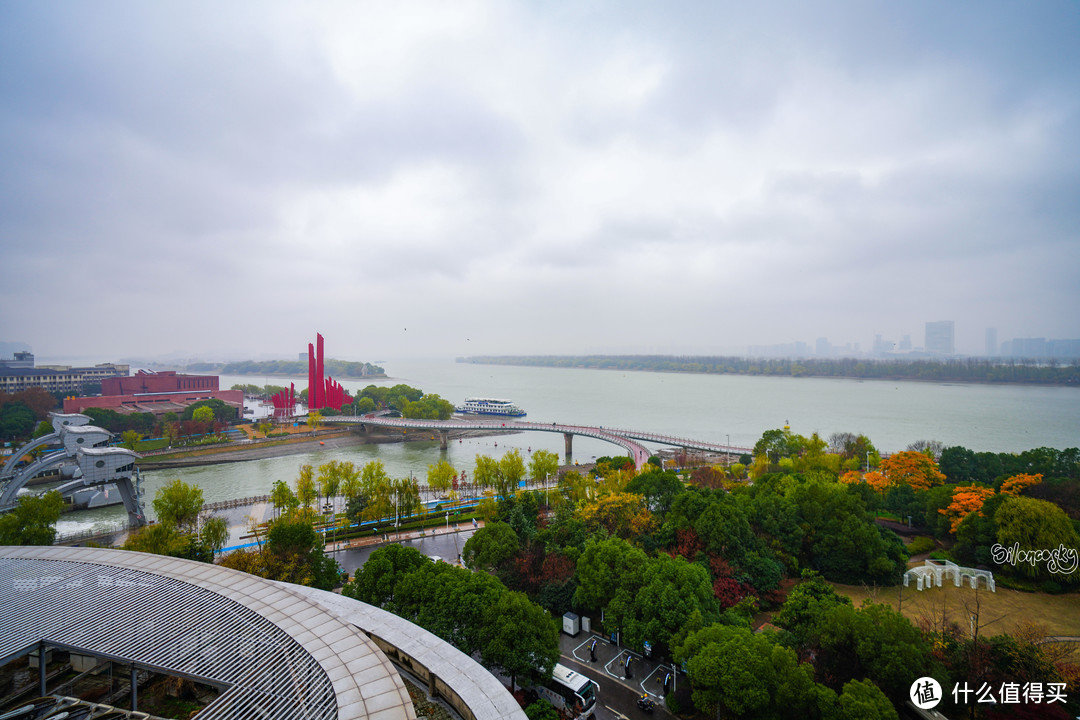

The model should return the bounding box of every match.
[55,358,1080,535]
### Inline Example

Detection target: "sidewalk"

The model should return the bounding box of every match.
[323,519,485,555]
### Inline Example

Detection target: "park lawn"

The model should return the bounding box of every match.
[831,581,1080,640]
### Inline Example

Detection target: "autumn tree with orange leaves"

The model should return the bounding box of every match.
[839,470,889,493]
[939,484,996,534]
[880,450,946,492]
[999,472,1042,497]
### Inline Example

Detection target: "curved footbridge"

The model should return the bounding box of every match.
[323,416,751,469]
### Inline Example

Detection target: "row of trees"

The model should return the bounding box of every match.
[462,354,1080,384]
[345,383,455,420]
[343,545,560,691]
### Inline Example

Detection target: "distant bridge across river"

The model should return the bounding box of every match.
[322,415,752,470]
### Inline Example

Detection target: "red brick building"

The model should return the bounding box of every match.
[64,370,243,417]
[102,370,218,395]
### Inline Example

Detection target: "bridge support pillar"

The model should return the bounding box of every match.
[438,430,449,451]
[563,433,573,462]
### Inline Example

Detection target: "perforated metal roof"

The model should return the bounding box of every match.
[0,546,414,720]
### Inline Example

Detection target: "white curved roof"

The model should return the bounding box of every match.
[0,546,414,720]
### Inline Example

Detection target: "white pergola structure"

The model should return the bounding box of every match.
[903,558,995,592]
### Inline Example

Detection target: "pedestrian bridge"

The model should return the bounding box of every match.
[322,415,751,470]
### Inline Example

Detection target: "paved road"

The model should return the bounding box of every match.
[558,630,678,720]
[327,522,480,576]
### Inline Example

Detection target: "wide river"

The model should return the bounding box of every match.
[55,358,1080,536]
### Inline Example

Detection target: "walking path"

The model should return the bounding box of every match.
[322,519,485,555]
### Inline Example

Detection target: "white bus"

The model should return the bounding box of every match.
[534,663,597,720]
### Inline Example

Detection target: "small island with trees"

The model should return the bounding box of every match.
[186,357,386,378]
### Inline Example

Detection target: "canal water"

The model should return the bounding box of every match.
[54,357,1080,536]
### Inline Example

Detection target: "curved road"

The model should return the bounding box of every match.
[323,415,752,469]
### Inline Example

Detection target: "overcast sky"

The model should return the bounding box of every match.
[2,1,1078,363]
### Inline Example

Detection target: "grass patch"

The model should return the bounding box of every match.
[830,581,1080,639]
[133,437,170,452]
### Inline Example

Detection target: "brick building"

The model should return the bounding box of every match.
[64,370,242,417]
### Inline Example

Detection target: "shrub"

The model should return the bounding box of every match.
[907,536,935,555]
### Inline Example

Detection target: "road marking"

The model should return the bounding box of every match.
[572,634,610,663]
[604,704,629,720]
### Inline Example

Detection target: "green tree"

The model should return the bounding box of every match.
[181,398,235,423]
[427,459,457,496]
[462,522,520,572]
[497,449,526,497]
[0,401,35,440]
[201,515,229,554]
[620,553,717,653]
[573,536,647,611]
[678,624,821,718]
[474,454,500,493]
[361,460,394,521]
[124,523,209,561]
[833,679,899,720]
[343,544,432,607]
[625,468,685,517]
[0,491,64,545]
[773,570,852,644]
[270,479,299,518]
[316,460,346,514]
[264,517,341,590]
[296,464,317,510]
[523,700,560,720]
[813,602,934,702]
[120,429,143,450]
[192,405,214,426]
[163,421,180,446]
[481,590,560,691]
[153,479,204,532]
[528,449,560,486]
[994,496,1080,583]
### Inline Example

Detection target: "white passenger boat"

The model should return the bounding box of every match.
[455,397,526,416]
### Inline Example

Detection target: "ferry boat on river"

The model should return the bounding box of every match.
[456,397,526,417]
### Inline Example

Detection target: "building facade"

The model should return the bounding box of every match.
[924,320,955,355]
[0,360,129,394]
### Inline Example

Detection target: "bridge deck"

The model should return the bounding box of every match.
[322,415,751,469]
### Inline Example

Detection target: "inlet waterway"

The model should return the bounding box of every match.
[54,357,1080,537]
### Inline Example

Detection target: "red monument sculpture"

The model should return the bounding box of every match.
[268,333,351,416]
[305,333,351,411]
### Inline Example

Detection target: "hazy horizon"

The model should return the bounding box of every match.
[3,2,1078,361]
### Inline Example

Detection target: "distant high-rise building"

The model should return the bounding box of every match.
[816,338,831,356]
[925,321,955,355]
[985,328,997,356]
[899,335,912,351]
[1048,339,1080,359]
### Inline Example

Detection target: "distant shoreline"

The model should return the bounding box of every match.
[458,355,1080,387]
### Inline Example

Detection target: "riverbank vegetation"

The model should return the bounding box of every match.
[461,354,1080,385]
[188,357,385,377]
